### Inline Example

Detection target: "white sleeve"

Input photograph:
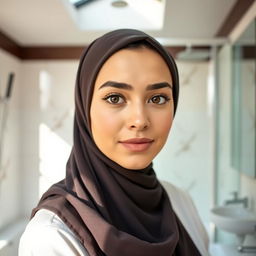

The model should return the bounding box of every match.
[19,210,89,256]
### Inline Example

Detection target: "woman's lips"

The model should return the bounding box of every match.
[119,138,154,152]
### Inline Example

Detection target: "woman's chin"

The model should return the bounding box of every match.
[109,150,159,170]
[117,159,152,171]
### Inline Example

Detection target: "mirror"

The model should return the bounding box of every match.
[231,18,256,178]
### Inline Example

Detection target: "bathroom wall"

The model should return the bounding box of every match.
[154,61,211,231]
[0,49,25,255]
[20,60,78,217]
[229,0,256,216]
[0,49,21,229]
[240,59,256,213]
[216,45,256,243]
[0,54,78,255]
[216,45,240,207]
[241,174,256,213]
[215,44,240,243]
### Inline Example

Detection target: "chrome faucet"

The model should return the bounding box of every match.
[224,191,248,208]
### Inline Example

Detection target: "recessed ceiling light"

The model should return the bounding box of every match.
[111,0,128,8]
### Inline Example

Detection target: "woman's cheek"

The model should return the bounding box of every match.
[93,108,121,136]
[154,109,173,133]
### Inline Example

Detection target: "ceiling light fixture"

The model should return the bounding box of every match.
[111,0,128,8]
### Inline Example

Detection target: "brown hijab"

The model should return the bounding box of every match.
[31,29,201,256]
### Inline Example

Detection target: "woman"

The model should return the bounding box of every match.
[19,29,209,256]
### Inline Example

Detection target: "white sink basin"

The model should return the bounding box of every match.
[210,206,256,235]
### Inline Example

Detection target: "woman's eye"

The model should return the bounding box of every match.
[149,95,170,105]
[104,94,125,104]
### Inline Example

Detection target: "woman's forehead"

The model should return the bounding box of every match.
[93,47,173,90]
[96,47,172,75]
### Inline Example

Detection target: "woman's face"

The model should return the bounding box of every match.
[90,47,174,169]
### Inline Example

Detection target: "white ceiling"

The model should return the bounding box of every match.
[70,0,166,31]
[0,0,237,46]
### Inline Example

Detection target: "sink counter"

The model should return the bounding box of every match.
[210,244,256,256]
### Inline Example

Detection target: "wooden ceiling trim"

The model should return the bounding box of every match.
[216,0,255,37]
[0,30,22,58]
[0,30,86,59]
[21,46,85,60]
[0,30,210,60]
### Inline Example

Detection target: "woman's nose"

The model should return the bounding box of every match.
[127,104,150,131]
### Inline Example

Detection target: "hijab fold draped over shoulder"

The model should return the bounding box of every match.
[31,29,201,256]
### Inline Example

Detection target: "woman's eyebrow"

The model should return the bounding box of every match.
[98,81,172,90]
[99,81,132,90]
[146,82,172,90]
